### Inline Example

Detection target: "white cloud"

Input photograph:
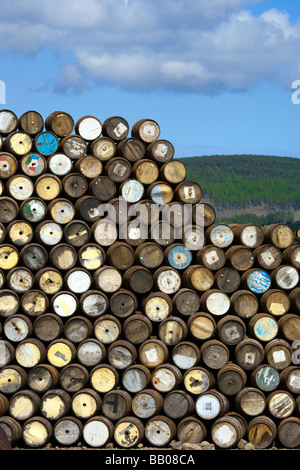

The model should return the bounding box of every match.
[0,0,299,93]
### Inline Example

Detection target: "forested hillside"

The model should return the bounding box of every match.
[178,154,300,230]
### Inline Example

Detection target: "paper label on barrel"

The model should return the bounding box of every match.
[244,352,256,364]
[113,163,127,177]
[128,227,141,240]
[144,348,159,364]
[205,250,219,265]
[260,251,275,266]
[153,370,175,390]
[290,374,300,387]
[272,350,286,363]
[143,124,156,136]
[113,122,128,138]
[183,186,196,200]
[154,143,168,157]
[214,424,234,444]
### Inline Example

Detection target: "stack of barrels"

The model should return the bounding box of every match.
[0,109,299,450]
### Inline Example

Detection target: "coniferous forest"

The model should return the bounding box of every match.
[178,154,300,231]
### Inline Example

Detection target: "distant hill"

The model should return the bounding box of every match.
[178,154,300,230]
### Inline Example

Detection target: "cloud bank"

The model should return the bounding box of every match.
[1,0,300,93]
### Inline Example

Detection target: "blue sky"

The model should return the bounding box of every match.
[1,0,300,159]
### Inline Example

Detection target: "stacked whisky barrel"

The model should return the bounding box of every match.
[0,109,299,450]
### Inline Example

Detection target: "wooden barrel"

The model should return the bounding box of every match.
[94,315,122,345]
[164,244,192,271]
[159,160,186,184]
[18,110,44,136]
[145,139,174,164]
[76,339,106,368]
[0,365,27,394]
[46,339,77,369]
[229,289,259,319]
[278,314,300,341]
[241,268,271,294]
[266,390,295,419]
[51,291,78,318]
[20,244,48,271]
[143,292,172,322]
[183,367,214,395]
[122,365,152,393]
[116,137,146,162]
[22,416,53,448]
[74,196,102,223]
[271,265,299,290]
[48,198,75,225]
[264,339,293,370]
[253,244,283,270]
[177,416,207,444]
[187,312,216,342]
[101,115,129,141]
[45,111,74,137]
[248,313,278,342]
[263,223,294,248]
[35,267,63,295]
[109,289,138,320]
[79,290,109,319]
[144,416,176,448]
[146,181,174,205]
[63,316,93,344]
[106,242,135,271]
[71,388,102,420]
[0,245,19,272]
[0,340,15,367]
[215,267,241,293]
[211,414,246,449]
[231,223,264,248]
[4,131,33,157]
[61,173,88,200]
[0,197,19,223]
[0,416,22,447]
[74,155,103,179]
[225,245,254,271]
[35,220,63,246]
[75,243,105,270]
[83,416,114,448]
[6,220,33,247]
[0,290,20,318]
[114,416,144,448]
[27,364,60,394]
[47,153,73,176]
[235,387,267,417]
[201,289,231,317]
[89,364,119,394]
[172,341,201,371]
[216,315,246,345]
[282,244,300,269]
[60,134,87,160]
[20,152,46,178]
[0,109,19,136]
[217,364,247,396]
[200,340,230,370]
[151,364,182,393]
[251,364,280,392]
[19,197,47,224]
[104,156,131,182]
[132,118,160,143]
[196,245,226,271]
[163,390,194,420]
[182,265,214,292]
[139,339,169,368]
[3,314,33,343]
[123,314,152,344]
[35,173,62,201]
[174,181,202,205]
[7,174,34,201]
[0,152,18,179]
[195,390,229,421]
[53,416,83,446]
[64,268,92,294]
[0,393,9,417]
[90,136,116,161]
[192,202,216,228]
[260,289,290,317]
[280,366,300,394]
[205,224,234,248]
[15,338,46,369]
[132,389,164,419]
[93,266,122,294]
[289,287,300,313]
[157,315,187,347]
[247,415,277,449]
[102,390,132,421]
[162,202,187,229]
[92,219,118,246]
[40,389,72,421]
[89,175,117,202]
[234,338,265,370]
[172,289,200,318]
[154,267,181,295]
[132,159,159,185]
[6,267,35,294]
[75,115,102,141]
[49,244,77,271]
[107,340,137,370]
[277,417,300,449]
